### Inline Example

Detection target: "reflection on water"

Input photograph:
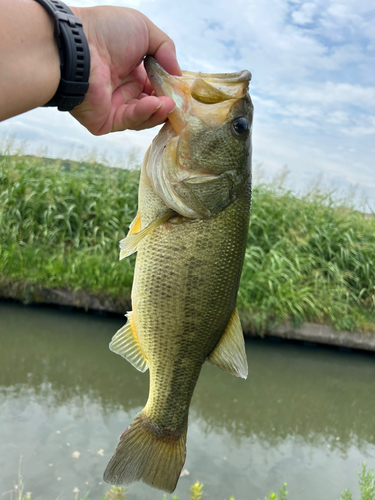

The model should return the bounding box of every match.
[0,302,374,500]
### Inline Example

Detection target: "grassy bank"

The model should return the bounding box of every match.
[0,152,374,333]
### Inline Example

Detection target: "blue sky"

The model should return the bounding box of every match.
[1,0,374,208]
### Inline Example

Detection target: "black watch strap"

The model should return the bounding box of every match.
[34,0,90,111]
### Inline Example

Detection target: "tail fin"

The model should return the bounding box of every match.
[103,412,187,493]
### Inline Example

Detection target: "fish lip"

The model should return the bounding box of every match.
[144,56,169,97]
[144,56,180,100]
[145,56,187,134]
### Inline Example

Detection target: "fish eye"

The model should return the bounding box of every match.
[231,117,250,137]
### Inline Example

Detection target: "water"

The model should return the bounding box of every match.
[0,302,375,500]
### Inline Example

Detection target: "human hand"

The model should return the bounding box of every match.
[69,6,181,135]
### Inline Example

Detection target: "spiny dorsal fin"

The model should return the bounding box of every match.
[109,312,149,372]
[119,210,174,260]
[207,307,248,379]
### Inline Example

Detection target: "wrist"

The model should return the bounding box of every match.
[29,0,61,103]
[0,0,60,121]
[33,1,61,103]
[69,6,81,19]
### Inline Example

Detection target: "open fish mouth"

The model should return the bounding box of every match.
[144,56,252,134]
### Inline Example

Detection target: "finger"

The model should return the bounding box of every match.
[142,15,182,76]
[112,95,175,132]
[131,100,175,130]
[143,78,155,96]
[111,67,148,107]
[122,93,150,106]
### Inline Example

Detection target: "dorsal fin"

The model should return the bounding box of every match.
[207,307,248,379]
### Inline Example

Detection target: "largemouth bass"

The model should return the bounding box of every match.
[104,57,253,493]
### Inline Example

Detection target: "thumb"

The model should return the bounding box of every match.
[142,15,182,77]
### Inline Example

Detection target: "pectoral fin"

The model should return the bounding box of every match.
[128,211,141,236]
[207,307,248,379]
[109,312,149,372]
[119,210,174,260]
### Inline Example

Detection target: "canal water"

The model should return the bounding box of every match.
[0,302,374,500]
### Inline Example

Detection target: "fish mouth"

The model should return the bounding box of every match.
[145,56,252,134]
[144,56,188,134]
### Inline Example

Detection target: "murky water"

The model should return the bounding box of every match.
[0,302,375,500]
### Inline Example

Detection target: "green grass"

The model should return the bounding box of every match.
[0,153,138,301]
[0,151,374,332]
[240,182,375,332]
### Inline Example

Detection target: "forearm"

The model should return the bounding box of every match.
[0,0,60,121]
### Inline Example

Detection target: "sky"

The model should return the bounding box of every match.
[1,0,374,209]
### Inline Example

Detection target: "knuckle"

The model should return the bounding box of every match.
[166,37,176,53]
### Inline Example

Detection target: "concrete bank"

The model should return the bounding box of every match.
[0,282,130,316]
[1,282,375,352]
[245,321,375,352]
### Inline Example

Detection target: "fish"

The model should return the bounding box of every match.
[103,56,253,493]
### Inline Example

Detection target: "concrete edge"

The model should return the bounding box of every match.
[1,284,374,352]
[245,320,375,352]
[0,282,130,315]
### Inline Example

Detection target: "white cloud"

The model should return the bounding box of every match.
[291,2,317,25]
[326,111,350,125]
[284,82,375,108]
[342,125,375,137]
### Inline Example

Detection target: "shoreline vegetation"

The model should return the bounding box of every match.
[7,463,375,500]
[1,151,374,348]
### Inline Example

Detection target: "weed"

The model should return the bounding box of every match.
[340,462,375,500]
[189,481,203,500]
[260,483,288,500]
[104,486,128,500]
[3,464,375,499]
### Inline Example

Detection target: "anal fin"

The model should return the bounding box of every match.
[207,307,248,379]
[109,312,149,372]
[119,209,174,260]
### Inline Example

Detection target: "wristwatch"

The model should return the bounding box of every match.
[34,0,90,111]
